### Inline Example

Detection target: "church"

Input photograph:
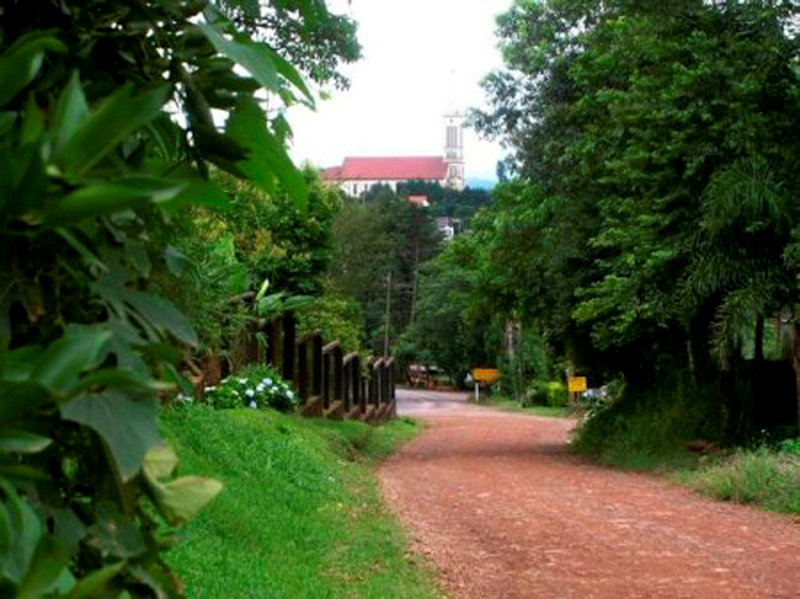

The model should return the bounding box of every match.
[322,113,465,196]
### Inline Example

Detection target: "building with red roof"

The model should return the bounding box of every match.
[322,113,465,196]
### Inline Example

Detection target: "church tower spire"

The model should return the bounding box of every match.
[443,111,465,191]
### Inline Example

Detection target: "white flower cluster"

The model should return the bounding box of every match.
[203,369,299,412]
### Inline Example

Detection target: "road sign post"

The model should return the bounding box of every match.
[471,368,499,403]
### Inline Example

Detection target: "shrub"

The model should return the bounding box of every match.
[523,380,568,407]
[778,437,800,456]
[203,365,299,412]
[571,374,722,469]
[545,381,568,407]
[688,448,800,513]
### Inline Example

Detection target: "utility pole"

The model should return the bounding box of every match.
[409,237,420,324]
[383,271,392,358]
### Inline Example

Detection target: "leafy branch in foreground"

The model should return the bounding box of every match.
[0,0,339,596]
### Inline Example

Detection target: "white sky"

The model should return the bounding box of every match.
[287,0,511,182]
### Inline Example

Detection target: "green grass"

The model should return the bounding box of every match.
[161,406,442,599]
[485,396,570,418]
[683,448,800,514]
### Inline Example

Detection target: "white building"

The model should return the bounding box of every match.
[322,113,465,195]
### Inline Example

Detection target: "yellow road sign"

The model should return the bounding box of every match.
[472,368,500,384]
[568,376,587,392]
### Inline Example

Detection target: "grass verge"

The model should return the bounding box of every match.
[683,449,800,514]
[161,406,441,599]
[484,396,570,418]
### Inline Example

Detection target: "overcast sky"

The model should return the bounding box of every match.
[287,0,512,182]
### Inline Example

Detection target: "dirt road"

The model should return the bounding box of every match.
[378,389,800,599]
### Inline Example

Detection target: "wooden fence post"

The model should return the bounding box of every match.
[282,312,295,383]
[296,336,308,403]
[352,355,362,413]
[342,354,352,413]
[333,344,343,406]
[322,350,331,410]
[266,318,281,367]
[312,334,322,398]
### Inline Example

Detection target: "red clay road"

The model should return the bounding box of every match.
[378,388,800,599]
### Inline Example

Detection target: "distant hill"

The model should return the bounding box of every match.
[466,177,496,190]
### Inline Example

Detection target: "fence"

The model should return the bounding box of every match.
[210,310,396,424]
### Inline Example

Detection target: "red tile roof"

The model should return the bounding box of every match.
[322,157,447,181]
[321,166,342,180]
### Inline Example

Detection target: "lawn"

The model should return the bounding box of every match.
[161,406,441,598]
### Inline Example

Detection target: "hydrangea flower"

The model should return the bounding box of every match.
[204,386,216,393]
[238,378,248,384]
[256,384,265,392]
[249,400,257,409]
[245,389,255,398]
[264,378,273,386]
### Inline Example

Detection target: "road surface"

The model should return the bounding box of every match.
[379,388,800,598]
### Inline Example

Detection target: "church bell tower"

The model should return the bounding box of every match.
[444,111,465,191]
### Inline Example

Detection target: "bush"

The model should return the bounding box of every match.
[571,374,722,469]
[778,437,800,456]
[201,365,298,412]
[688,448,800,514]
[523,380,567,407]
[545,381,568,407]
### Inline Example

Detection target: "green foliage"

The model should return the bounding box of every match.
[686,449,800,514]
[469,0,800,444]
[571,375,721,469]
[198,365,298,412]
[397,234,495,384]
[328,190,443,355]
[0,0,351,595]
[298,285,366,356]
[161,407,441,599]
[778,437,800,456]
[396,181,492,224]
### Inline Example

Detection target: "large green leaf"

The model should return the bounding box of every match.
[16,536,72,599]
[53,72,89,156]
[66,561,125,599]
[147,475,223,525]
[198,24,281,92]
[0,479,43,585]
[143,445,222,524]
[42,177,188,227]
[0,382,50,423]
[60,391,159,482]
[125,291,198,346]
[271,51,314,107]
[20,94,44,145]
[143,444,178,480]
[31,330,112,396]
[226,97,308,208]
[0,430,52,455]
[0,31,66,107]
[55,84,170,176]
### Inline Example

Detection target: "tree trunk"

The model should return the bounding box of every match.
[794,322,800,435]
[685,334,696,386]
[754,314,764,364]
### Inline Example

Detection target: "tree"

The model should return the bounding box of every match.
[472,0,800,437]
[398,234,496,384]
[328,187,443,355]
